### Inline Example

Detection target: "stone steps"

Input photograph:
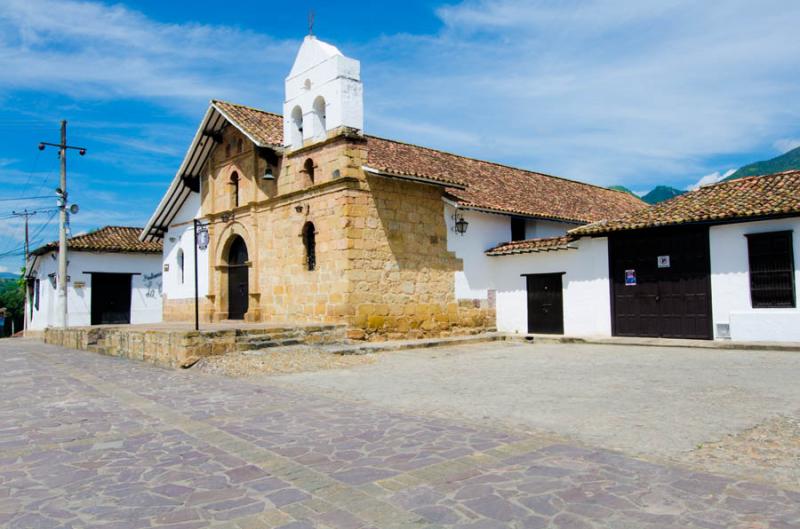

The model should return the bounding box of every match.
[237,332,505,357]
[232,324,346,352]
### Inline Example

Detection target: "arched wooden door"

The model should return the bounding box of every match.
[227,236,249,320]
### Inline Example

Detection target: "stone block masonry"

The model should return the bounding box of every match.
[165,128,495,339]
[43,324,347,368]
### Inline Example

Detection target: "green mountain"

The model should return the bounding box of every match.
[724,146,800,181]
[641,186,685,204]
[608,185,636,196]
[608,146,800,205]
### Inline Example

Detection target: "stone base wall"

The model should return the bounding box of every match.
[163,297,215,323]
[43,324,347,368]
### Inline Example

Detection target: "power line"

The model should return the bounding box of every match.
[0,210,58,259]
[11,210,36,262]
[16,150,42,200]
[0,207,58,219]
[0,195,55,202]
[34,153,60,202]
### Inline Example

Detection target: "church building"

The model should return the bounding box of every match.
[141,35,644,339]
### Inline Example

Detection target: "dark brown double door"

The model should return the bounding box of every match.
[227,236,249,320]
[526,273,564,334]
[91,273,132,325]
[609,226,712,339]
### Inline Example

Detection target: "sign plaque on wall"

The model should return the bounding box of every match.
[625,269,637,286]
[657,255,671,268]
[197,227,209,250]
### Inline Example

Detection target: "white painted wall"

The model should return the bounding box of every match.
[491,237,612,337]
[162,192,209,300]
[445,206,509,300]
[526,218,574,239]
[709,217,800,341]
[444,204,574,301]
[284,36,363,148]
[27,251,162,330]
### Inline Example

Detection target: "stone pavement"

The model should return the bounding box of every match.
[1,340,798,528]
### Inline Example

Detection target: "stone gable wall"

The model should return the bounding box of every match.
[165,130,494,338]
[344,175,494,339]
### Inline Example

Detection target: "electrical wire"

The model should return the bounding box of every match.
[0,196,55,202]
[0,210,58,259]
[16,150,42,201]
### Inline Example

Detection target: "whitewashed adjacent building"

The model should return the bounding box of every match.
[25,226,163,331]
[483,171,800,343]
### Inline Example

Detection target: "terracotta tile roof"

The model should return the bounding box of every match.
[364,136,647,223]
[486,235,576,256]
[32,226,162,256]
[571,170,800,236]
[365,136,470,188]
[206,101,646,224]
[212,100,283,148]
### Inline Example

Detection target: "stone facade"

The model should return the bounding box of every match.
[162,125,494,339]
[43,324,347,368]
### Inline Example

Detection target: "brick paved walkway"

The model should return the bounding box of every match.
[1,340,798,528]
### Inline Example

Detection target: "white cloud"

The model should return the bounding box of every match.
[1,0,799,192]
[365,0,800,187]
[774,138,800,153]
[0,0,296,109]
[689,168,736,190]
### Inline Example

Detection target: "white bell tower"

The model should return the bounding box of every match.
[283,36,364,149]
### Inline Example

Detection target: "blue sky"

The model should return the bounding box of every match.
[1,0,799,274]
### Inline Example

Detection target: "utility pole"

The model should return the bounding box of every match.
[12,209,37,333]
[38,121,86,328]
[12,209,36,264]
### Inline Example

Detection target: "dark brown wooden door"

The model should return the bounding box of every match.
[609,226,712,339]
[227,236,249,320]
[91,273,132,325]
[526,273,564,334]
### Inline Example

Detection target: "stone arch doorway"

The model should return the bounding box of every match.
[226,235,249,320]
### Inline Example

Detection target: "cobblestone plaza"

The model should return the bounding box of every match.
[1,340,798,528]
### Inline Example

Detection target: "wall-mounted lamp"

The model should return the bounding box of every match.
[452,211,469,235]
[221,212,234,223]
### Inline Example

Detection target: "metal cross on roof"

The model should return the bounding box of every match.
[308,10,315,36]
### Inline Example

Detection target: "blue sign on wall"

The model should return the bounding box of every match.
[625,269,637,286]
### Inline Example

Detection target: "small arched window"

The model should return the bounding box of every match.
[177,249,185,284]
[237,138,243,154]
[312,96,326,140]
[303,159,315,185]
[291,106,303,148]
[302,222,316,271]
[225,142,232,158]
[34,279,40,311]
[230,171,240,208]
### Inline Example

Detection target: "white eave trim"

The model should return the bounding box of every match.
[140,102,285,242]
[211,102,280,150]
[486,244,578,257]
[362,165,467,190]
[140,105,215,241]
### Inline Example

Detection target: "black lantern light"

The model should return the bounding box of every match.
[454,213,469,235]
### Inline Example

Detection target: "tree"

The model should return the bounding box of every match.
[0,271,24,336]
